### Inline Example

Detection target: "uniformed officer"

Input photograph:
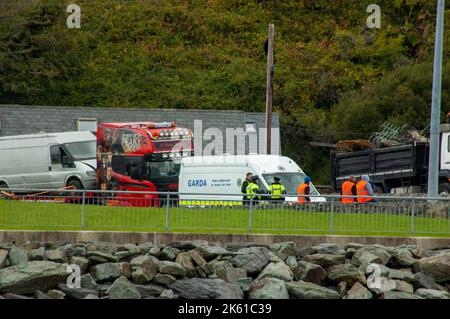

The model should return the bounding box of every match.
[241,172,253,205]
[246,175,261,205]
[268,176,286,203]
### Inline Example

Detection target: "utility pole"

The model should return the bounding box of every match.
[265,24,275,154]
[427,0,445,200]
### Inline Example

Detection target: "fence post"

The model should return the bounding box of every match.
[330,199,334,235]
[248,196,253,234]
[411,198,415,237]
[165,192,170,231]
[81,190,86,230]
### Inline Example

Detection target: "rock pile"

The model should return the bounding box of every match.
[0,241,450,299]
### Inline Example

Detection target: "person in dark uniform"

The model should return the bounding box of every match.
[241,172,253,205]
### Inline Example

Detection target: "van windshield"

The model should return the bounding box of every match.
[262,172,319,196]
[64,141,96,160]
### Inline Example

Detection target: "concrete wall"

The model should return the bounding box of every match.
[0,105,280,155]
[1,231,449,250]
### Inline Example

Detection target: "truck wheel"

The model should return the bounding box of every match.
[438,183,449,194]
[67,179,83,190]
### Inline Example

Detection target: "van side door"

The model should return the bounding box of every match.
[49,144,70,188]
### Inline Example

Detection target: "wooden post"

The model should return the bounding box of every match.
[265,24,274,154]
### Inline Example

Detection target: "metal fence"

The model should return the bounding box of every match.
[0,189,449,237]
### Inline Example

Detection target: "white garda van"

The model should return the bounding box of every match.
[178,155,326,204]
[0,131,97,191]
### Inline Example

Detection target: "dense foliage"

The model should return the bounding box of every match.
[1,0,449,183]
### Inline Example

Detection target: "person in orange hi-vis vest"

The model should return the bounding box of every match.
[356,175,375,203]
[297,176,311,204]
[341,176,357,204]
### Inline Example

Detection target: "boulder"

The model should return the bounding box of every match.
[270,242,297,260]
[169,240,208,250]
[233,247,271,275]
[106,276,141,299]
[389,248,416,268]
[257,262,294,282]
[285,256,298,270]
[57,283,98,299]
[60,244,87,258]
[379,291,423,299]
[175,252,197,277]
[84,294,99,299]
[116,262,132,278]
[80,273,99,291]
[29,248,45,261]
[158,261,187,278]
[86,251,118,263]
[130,255,158,284]
[69,256,89,274]
[345,282,373,299]
[392,280,414,294]
[293,261,327,284]
[153,273,176,286]
[217,267,247,284]
[149,247,160,257]
[189,250,207,269]
[236,277,253,292]
[353,252,383,270]
[336,281,347,296]
[86,242,119,254]
[169,278,243,299]
[197,246,234,261]
[0,249,8,268]
[160,246,180,261]
[387,268,415,283]
[8,247,28,266]
[160,289,178,299]
[2,293,33,299]
[298,247,316,258]
[345,248,357,259]
[133,283,165,298]
[415,288,450,299]
[352,246,391,266]
[35,290,50,299]
[413,273,445,291]
[90,263,122,283]
[44,249,66,263]
[303,253,345,268]
[312,243,345,255]
[249,277,289,299]
[417,252,450,283]
[204,259,232,276]
[268,252,284,263]
[286,281,340,299]
[0,261,69,294]
[327,264,366,286]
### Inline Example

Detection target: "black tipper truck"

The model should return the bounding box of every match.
[331,124,450,194]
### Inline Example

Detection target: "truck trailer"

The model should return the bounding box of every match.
[331,124,450,194]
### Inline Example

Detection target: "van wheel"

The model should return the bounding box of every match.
[67,179,83,190]
[0,182,8,190]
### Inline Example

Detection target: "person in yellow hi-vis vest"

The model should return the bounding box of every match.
[268,176,286,203]
[246,175,261,205]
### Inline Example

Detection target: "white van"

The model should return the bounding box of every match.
[178,155,326,204]
[0,131,97,190]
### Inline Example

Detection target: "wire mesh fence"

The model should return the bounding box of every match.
[0,189,449,236]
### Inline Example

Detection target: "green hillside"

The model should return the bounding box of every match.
[1,0,449,183]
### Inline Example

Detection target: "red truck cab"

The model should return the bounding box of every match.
[96,122,193,206]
